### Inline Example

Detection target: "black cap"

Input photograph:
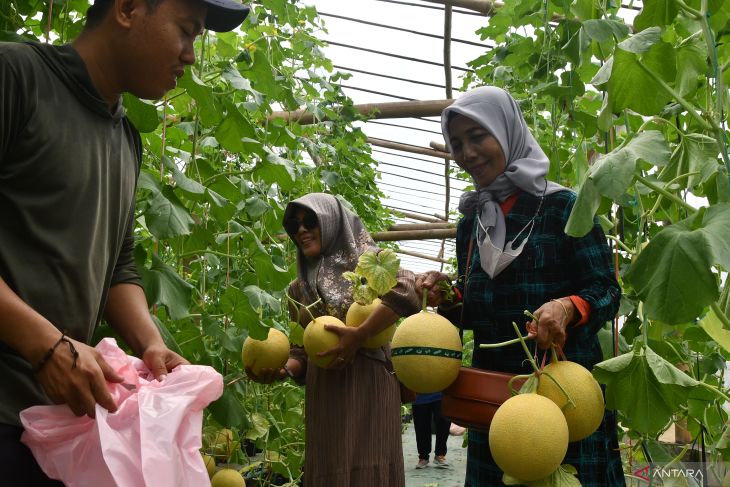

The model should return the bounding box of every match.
[202,0,250,32]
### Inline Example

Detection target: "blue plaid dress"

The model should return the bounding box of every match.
[445,190,625,487]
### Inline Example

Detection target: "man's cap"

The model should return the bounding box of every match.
[202,0,250,32]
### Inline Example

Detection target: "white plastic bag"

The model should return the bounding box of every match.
[20,338,223,487]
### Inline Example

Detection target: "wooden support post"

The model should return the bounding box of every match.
[389,222,455,231]
[388,209,447,222]
[395,248,451,264]
[430,141,448,153]
[372,228,457,241]
[419,0,497,15]
[269,99,454,125]
[368,137,453,160]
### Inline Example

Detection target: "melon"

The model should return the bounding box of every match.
[536,360,604,442]
[489,393,569,482]
[242,328,290,375]
[345,298,396,348]
[390,311,462,393]
[209,428,234,459]
[202,453,217,478]
[303,316,346,368]
[211,468,246,487]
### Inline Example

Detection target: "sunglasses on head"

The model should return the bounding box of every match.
[284,212,318,235]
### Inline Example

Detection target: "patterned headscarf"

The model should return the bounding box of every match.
[283,193,376,320]
[441,87,566,267]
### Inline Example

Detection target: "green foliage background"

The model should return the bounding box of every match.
[3,0,730,483]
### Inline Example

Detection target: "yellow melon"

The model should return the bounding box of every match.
[345,298,396,348]
[303,316,346,368]
[211,468,246,487]
[489,393,569,482]
[241,328,290,375]
[201,453,216,478]
[390,311,462,393]
[536,360,604,442]
[209,428,234,459]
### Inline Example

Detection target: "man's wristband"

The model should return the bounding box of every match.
[32,330,78,373]
[282,363,295,379]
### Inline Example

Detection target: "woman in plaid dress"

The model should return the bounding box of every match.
[418,86,625,487]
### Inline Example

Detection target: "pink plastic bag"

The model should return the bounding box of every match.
[20,338,224,487]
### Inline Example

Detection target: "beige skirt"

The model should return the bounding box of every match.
[303,353,404,487]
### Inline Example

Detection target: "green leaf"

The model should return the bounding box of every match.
[247,48,279,98]
[581,19,629,43]
[590,148,636,200]
[140,254,194,321]
[609,42,675,115]
[699,308,730,354]
[616,26,662,54]
[144,186,195,239]
[162,156,205,195]
[220,286,267,339]
[565,177,601,237]
[215,104,256,153]
[244,412,270,440]
[209,387,249,429]
[176,70,222,126]
[243,285,281,317]
[675,35,708,97]
[633,0,679,31]
[355,249,400,296]
[122,94,160,133]
[254,152,296,191]
[625,204,730,324]
[661,134,720,188]
[593,343,709,435]
[624,130,672,167]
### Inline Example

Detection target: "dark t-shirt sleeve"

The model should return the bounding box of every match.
[110,122,142,287]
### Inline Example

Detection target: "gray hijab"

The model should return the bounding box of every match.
[441,86,567,276]
[283,193,376,320]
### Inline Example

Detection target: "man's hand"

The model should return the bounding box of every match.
[35,336,123,418]
[318,324,365,369]
[415,271,452,308]
[140,343,188,381]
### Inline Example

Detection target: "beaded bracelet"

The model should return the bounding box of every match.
[32,330,79,374]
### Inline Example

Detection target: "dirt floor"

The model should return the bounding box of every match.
[401,421,468,487]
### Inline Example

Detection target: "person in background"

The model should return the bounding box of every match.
[412,392,451,469]
[247,193,421,487]
[417,86,624,487]
[0,0,248,485]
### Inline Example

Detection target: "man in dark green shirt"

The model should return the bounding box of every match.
[0,0,248,484]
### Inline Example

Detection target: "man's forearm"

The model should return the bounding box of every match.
[0,277,60,365]
[104,283,164,357]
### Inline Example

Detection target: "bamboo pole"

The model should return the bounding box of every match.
[430,141,448,153]
[387,209,447,222]
[419,0,497,15]
[389,222,456,231]
[269,99,454,125]
[371,228,456,241]
[368,137,453,159]
[440,6,454,272]
[395,248,451,264]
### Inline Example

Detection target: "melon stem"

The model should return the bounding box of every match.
[285,293,321,323]
[511,321,540,374]
[479,336,532,348]
[421,288,428,311]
